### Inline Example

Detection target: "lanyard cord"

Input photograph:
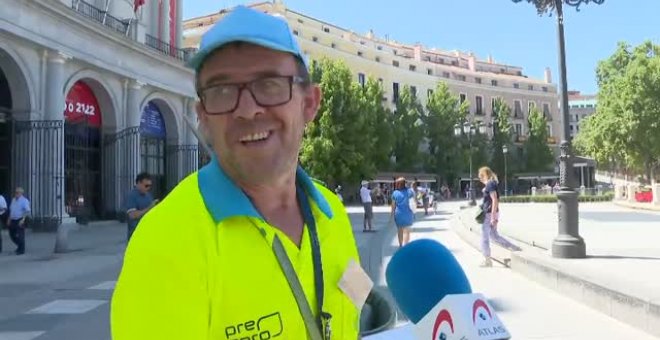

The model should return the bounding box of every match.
[259,182,331,340]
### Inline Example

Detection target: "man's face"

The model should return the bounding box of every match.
[196,44,321,185]
[137,179,152,194]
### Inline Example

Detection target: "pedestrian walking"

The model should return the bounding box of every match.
[360,180,374,232]
[112,6,365,340]
[478,166,521,267]
[7,187,30,255]
[391,177,415,248]
[124,172,158,242]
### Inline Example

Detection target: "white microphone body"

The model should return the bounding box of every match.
[412,293,511,340]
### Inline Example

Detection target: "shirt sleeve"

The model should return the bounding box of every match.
[485,181,498,196]
[111,209,209,340]
[125,191,138,213]
[23,198,31,214]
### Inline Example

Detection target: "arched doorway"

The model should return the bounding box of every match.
[140,101,167,199]
[64,81,103,219]
[0,65,13,200]
[0,47,32,203]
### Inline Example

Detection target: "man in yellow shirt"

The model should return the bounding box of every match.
[111,5,366,340]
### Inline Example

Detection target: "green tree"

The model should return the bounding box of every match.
[300,59,371,187]
[423,82,467,184]
[490,98,513,178]
[360,77,395,172]
[392,86,424,172]
[574,41,660,182]
[523,107,554,172]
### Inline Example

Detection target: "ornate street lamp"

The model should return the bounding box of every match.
[455,121,485,206]
[512,0,604,258]
[503,145,509,196]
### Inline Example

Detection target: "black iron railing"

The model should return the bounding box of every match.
[71,0,130,36]
[12,120,65,231]
[145,34,195,62]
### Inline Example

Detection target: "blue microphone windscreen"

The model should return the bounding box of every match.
[385,239,472,323]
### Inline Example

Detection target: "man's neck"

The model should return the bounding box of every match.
[227,165,305,246]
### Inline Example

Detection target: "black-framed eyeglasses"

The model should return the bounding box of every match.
[197,75,307,115]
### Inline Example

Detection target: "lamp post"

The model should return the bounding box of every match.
[503,145,509,196]
[512,0,603,259]
[455,121,485,206]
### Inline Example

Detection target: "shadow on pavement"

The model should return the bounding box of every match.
[411,226,449,233]
[581,211,659,222]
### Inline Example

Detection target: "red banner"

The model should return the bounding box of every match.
[64,81,102,128]
[134,0,146,12]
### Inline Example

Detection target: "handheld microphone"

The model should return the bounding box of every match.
[385,239,510,340]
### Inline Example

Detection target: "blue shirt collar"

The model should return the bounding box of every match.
[198,155,333,223]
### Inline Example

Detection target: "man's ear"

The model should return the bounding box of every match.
[302,85,322,123]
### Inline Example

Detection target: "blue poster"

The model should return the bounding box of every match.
[140,102,166,138]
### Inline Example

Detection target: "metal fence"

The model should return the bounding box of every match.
[102,127,140,220]
[12,120,64,231]
[166,144,199,190]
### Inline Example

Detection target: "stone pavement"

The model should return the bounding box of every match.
[614,199,660,212]
[0,204,393,340]
[454,202,660,337]
[367,201,658,340]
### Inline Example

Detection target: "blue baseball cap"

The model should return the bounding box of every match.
[186,5,308,72]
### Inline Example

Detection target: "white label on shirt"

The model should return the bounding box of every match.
[338,259,373,310]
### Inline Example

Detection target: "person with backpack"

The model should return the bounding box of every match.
[478,166,521,267]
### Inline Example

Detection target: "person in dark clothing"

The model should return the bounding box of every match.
[124,172,158,242]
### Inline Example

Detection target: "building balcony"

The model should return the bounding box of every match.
[145,34,195,62]
[72,0,130,36]
[70,0,193,62]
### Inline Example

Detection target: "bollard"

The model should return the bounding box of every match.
[627,185,636,203]
[531,186,537,197]
[580,185,586,196]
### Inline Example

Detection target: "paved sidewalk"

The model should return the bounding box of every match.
[455,202,660,337]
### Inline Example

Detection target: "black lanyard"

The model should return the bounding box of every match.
[262,183,331,340]
[295,183,332,339]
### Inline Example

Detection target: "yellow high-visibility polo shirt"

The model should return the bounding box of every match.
[111,157,361,340]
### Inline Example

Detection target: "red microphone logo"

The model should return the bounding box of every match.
[432,309,454,340]
[472,299,493,324]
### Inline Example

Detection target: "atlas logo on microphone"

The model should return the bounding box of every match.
[472,299,507,338]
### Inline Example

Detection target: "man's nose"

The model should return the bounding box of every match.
[233,88,264,120]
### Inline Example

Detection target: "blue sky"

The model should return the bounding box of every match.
[184,0,659,94]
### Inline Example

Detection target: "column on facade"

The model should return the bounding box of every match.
[149,0,160,39]
[161,0,171,46]
[183,98,199,174]
[42,51,68,226]
[175,0,183,48]
[125,80,143,194]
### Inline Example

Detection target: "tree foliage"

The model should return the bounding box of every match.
[574,41,660,182]
[523,107,555,172]
[392,86,424,172]
[300,58,394,187]
[490,98,513,178]
[422,83,468,184]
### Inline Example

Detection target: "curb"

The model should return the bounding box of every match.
[613,200,660,213]
[452,212,660,338]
